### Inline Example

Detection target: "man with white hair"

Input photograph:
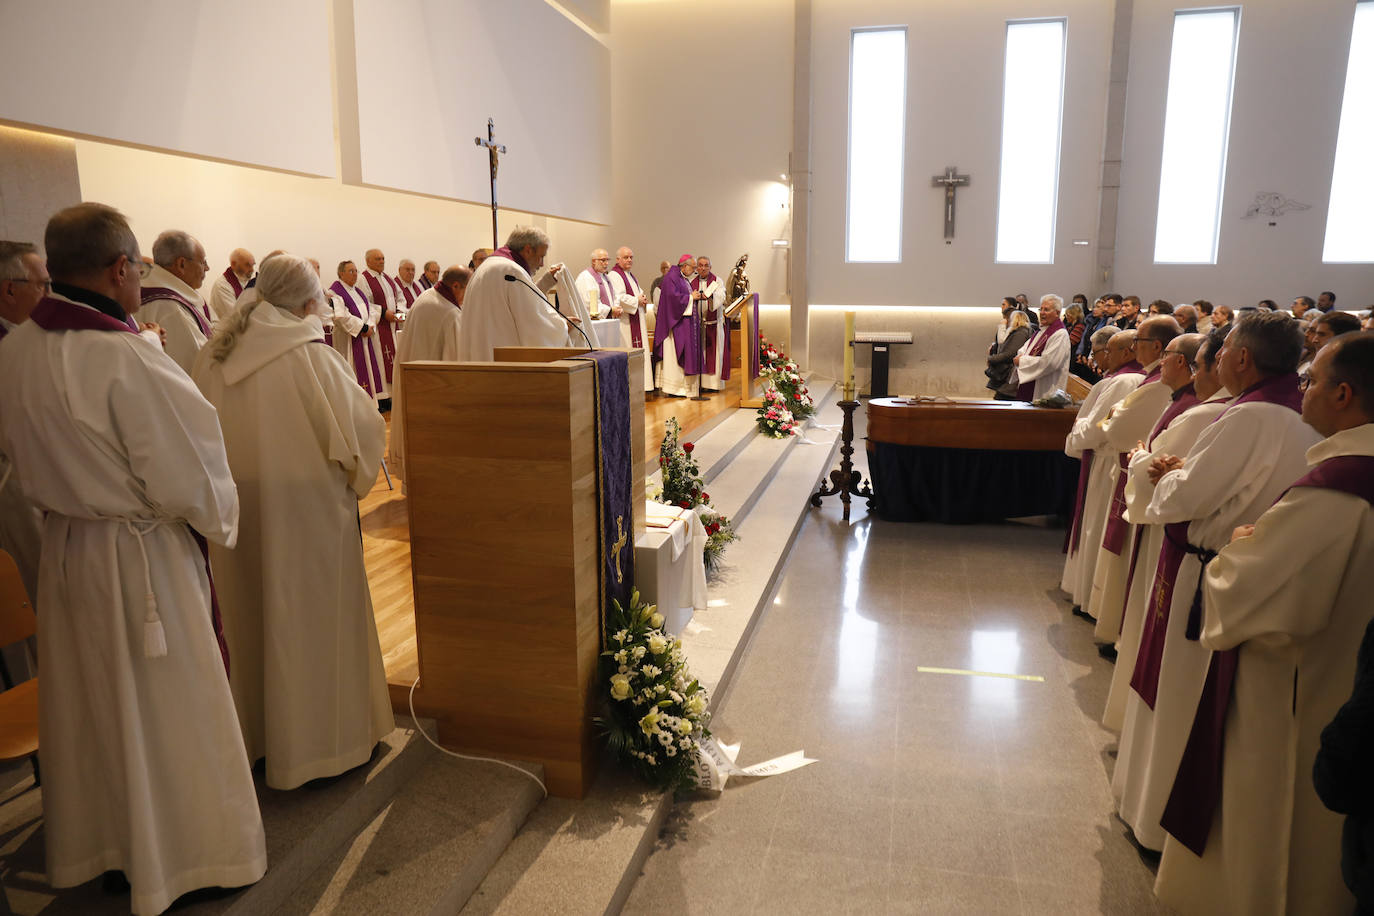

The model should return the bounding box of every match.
[209,247,255,321]
[192,254,393,790]
[329,260,387,402]
[608,246,655,391]
[0,240,49,602]
[0,203,266,912]
[694,255,729,391]
[420,260,440,290]
[139,229,213,373]
[390,265,470,477]
[394,258,425,310]
[360,248,402,401]
[1013,294,1071,400]
[458,226,571,361]
[576,249,617,320]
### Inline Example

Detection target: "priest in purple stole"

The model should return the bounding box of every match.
[693,255,730,390]
[361,249,401,395]
[208,247,256,321]
[329,260,386,402]
[139,230,214,373]
[653,255,702,397]
[1153,334,1374,916]
[1013,295,1070,401]
[607,246,654,391]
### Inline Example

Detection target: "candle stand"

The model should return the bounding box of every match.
[810,396,873,522]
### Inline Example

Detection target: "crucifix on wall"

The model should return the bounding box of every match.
[931,166,970,242]
[473,117,507,249]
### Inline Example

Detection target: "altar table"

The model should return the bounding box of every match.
[635,501,708,634]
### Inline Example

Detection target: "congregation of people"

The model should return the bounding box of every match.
[1031,289,1374,914]
[0,203,745,913]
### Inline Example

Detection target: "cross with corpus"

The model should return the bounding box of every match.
[931,166,971,240]
[473,117,507,249]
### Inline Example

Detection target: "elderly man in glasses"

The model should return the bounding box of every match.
[139,229,214,373]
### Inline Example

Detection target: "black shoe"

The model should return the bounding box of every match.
[102,870,130,894]
[1097,644,1118,662]
[1071,605,1093,620]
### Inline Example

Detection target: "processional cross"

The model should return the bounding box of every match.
[931,166,971,241]
[474,118,507,249]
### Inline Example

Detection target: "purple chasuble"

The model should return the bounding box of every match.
[362,271,399,385]
[610,265,644,348]
[141,286,212,338]
[329,280,386,397]
[1159,372,1306,856]
[1016,319,1067,401]
[653,267,702,374]
[692,273,730,382]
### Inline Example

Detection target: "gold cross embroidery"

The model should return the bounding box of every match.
[613,515,627,583]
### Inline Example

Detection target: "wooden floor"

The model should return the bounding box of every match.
[363,383,744,690]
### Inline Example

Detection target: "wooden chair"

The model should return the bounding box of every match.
[0,550,38,783]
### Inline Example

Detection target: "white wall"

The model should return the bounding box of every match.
[1114,0,1374,306]
[608,0,794,304]
[352,0,612,224]
[808,0,1115,308]
[71,139,593,298]
[0,0,335,177]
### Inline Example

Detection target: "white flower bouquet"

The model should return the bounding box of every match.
[596,589,712,792]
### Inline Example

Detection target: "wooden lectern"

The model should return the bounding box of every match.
[400,346,646,798]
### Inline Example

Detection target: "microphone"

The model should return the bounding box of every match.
[504,273,596,351]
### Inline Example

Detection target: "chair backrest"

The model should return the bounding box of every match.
[0,550,35,647]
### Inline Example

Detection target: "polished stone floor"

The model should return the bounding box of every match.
[624,461,1167,913]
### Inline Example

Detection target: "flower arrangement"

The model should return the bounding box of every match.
[757,385,801,438]
[597,589,711,792]
[657,417,738,571]
[755,337,815,436]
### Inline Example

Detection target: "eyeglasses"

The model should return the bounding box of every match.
[1299,375,1315,392]
[2,277,52,293]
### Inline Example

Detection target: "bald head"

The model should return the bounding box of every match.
[364,249,385,272]
[616,247,634,271]
[1106,329,1137,373]
[229,248,255,279]
[440,264,472,306]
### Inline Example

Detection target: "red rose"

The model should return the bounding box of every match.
[702,493,710,501]
[683,442,695,453]
[679,500,692,509]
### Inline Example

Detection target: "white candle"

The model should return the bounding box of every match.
[843,311,856,400]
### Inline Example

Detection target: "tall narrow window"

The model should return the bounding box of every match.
[846,28,906,263]
[1154,8,1240,264]
[995,19,1067,264]
[1323,1,1374,263]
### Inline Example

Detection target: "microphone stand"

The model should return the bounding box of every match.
[690,286,708,401]
[503,273,596,351]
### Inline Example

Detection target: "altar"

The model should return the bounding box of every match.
[634,501,708,635]
[866,397,1078,524]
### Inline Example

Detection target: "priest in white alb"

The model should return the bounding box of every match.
[138,229,214,373]
[1087,316,1182,646]
[576,248,616,320]
[1012,294,1071,401]
[607,245,655,391]
[192,254,394,790]
[0,204,265,914]
[389,265,469,478]
[360,248,402,399]
[1142,313,1320,912]
[394,258,425,310]
[458,226,572,361]
[208,247,255,321]
[329,260,387,402]
[1061,329,1143,613]
[693,255,729,391]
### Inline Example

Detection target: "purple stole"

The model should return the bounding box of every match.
[435,282,461,309]
[1147,383,1200,448]
[1016,319,1066,401]
[610,265,644,348]
[30,291,230,675]
[141,286,212,337]
[362,271,399,384]
[593,270,613,310]
[1101,364,1163,555]
[395,276,419,309]
[222,266,254,298]
[692,273,730,381]
[329,281,385,397]
[1158,373,1305,856]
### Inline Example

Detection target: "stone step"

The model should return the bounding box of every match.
[0,719,438,916]
[456,382,846,916]
[276,751,545,916]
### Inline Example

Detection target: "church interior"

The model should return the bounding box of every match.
[2,0,1374,913]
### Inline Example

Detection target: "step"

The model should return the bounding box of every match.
[457,382,846,916]
[0,720,437,916]
[277,753,545,916]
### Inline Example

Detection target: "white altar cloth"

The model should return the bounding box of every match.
[592,318,623,348]
[635,500,708,635]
